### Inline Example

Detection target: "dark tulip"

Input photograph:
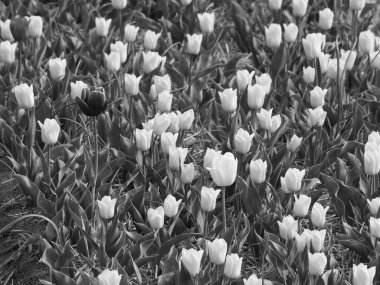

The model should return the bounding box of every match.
[75,86,108,116]
[10,17,29,42]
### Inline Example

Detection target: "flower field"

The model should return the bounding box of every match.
[1,0,380,284]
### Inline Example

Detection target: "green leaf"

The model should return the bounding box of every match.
[51,270,76,285]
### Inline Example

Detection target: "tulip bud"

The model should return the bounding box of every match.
[293,194,311,217]
[364,150,380,176]
[70,81,88,100]
[38,118,60,145]
[163,194,182,217]
[203,148,220,170]
[310,202,329,228]
[154,75,171,94]
[359,30,375,55]
[265,24,282,49]
[167,111,180,133]
[237,70,255,91]
[352,263,376,285]
[234,128,254,154]
[302,33,325,59]
[76,86,108,117]
[310,86,327,108]
[326,58,345,80]
[168,146,188,171]
[178,109,194,130]
[97,196,117,219]
[124,74,142,96]
[208,152,238,187]
[157,91,172,113]
[197,12,215,33]
[0,20,14,41]
[186,34,203,55]
[181,163,195,184]
[219,88,237,113]
[147,206,164,229]
[13,83,34,109]
[318,53,330,74]
[255,73,272,95]
[370,217,380,238]
[10,17,29,42]
[278,215,298,240]
[150,84,158,101]
[318,8,334,30]
[142,51,163,73]
[303,66,315,83]
[207,238,227,265]
[135,128,153,151]
[142,118,155,131]
[281,168,306,193]
[27,16,43,38]
[368,197,380,216]
[243,274,265,285]
[257,108,273,131]
[0,41,17,64]
[308,252,327,276]
[269,114,281,134]
[224,254,242,279]
[181,0,192,5]
[98,269,122,285]
[307,107,327,128]
[287,134,302,152]
[247,84,266,109]
[295,230,311,253]
[201,187,221,212]
[144,30,161,50]
[268,0,282,10]
[349,0,366,10]
[95,17,111,37]
[153,113,171,135]
[181,248,204,277]
[249,159,267,184]
[104,51,121,72]
[111,41,128,63]
[292,0,308,17]
[161,132,178,154]
[340,49,357,71]
[48,58,67,81]
[111,0,127,10]
[310,229,326,252]
[124,24,139,42]
[283,23,298,43]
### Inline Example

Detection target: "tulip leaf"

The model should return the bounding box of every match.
[14,174,39,203]
[269,42,287,80]
[51,269,76,285]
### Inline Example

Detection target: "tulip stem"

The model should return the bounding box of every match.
[204,211,209,237]
[33,38,37,68]
[47,144,51,189]
[92,116,99,215]
[18,41,22,84]
[222,187,227,235]
[119,10,123,40]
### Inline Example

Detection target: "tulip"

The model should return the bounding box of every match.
[110,41,128,63]
[27,16,43,38]
[143,118,155,131]
[76,87,108,117]
[257,108,273,130]
[293,194,311,217]
[186,34,203,54]
[310,86,327,108]
[181,0,192,5]
[281,168,306,193]
[95,17,111,37]
[326,58,345,80]
[307,107,327,128]
[142,51,163,73]
[208,152,237,187]
[10,17,29,42]
[150,84,158,100]
[247,84,266,109]
[237,70,255,91]
[135,128,153,151]
[144,30,161,50]
[104,51,121,72]
[147,206,164,229]
[269,114,281,133]
[234,128,254,154]
[124,24,139,42]
[367,131,380,149]
[287,134,302,152]
[204,148,221,170]
[292,0,308,17]
[157,91,172,113]
[265,24,282,49]
[48,58,66,81]
[153,113,171,135]
[161,132,178,154]
[364,150,380,176]
[359,30,375,55]
[310,229,326,252]
[163,194,182,217]
[168,111,180,133]
[268,0,282,10]
[311,202,329,228]
[111,0,127,10]
[295,230,311,252]
[207,238,227,265]
[181,163,195,184]
[322,269,341,285]
[302,33,325,59]
[38,118,60,145]
[181,248,204,277]
[224,253,242,279]
[168,146,188,171]
[0,41,17,64]
[98,269,122,285]
[197,12,215,33]
[318,53,330,74]
[243,274,265,285]
[13,83,34,109]
[368,197,380,216]
[370,217,380,238]
[340,50,356,71]
[352,263,376,285]
[250,159,267,184]
[308,252,327,276]
[219,88,237,113]
[255,73,272,94]
[178,109,194,130]
[0,19,14,41]
[278,215,298,240]
[349,0,366,10]
[201,187,221,212]
[318,8,334,30]
[97,196,117,220]
[70,81,88,100]
[124,74,142,96]
[154,75,171,94]
[283,23,298,43]
[370,51,380,70]
[303,66,315,83]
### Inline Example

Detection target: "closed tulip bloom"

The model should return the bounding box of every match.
[178,109,194,130]
[204,148,221,170]
[368,197,380,216]
[161,132,178,154]
[181,0,192,5]
[13,83,34,109]
[340,50,357,71]
[293,194,311,217]
[27,16,43,38]
[98,269,122,285]
[168,146,188,171]
[281,168,306,193]
[168,111,180,133]
[367,131,380,150]
[292,0,308,17]
[76,87,108,117]
[0,20,14,41]
[201,187,221,212]
[181,248,204,277]
[150,84,158,100]
[310,86,327,108]
[49,58,66,81]
[243,274,265,285]
[359,31,375,55]
[0,41,17,64]
[283,23,298,43]
[247,84,266,109]
[97,196,117,219]
[104,51,121,72]
[287,134,302,152]
[111,41,128,63]
[207,238,227,265]
[295,230,311,252]
[153,113,171,135]
[208,152,238,187]
[237,70,255,91]
[224,254,242,279]
[163,194,182,217]
[311,202,329,228]
[257,108,273,130]
[318,53,330,74]
[135,128,153,151]
[353,263,376,285]
[197,12,215,33]
[186,34,203,54]
[303,66,315,83]
[308,252,327,276]
[95,17,111,37]
[124,24,139,42]
[157,91,172,113]
[124,74,142,96]
[310,229,326,252]
[250,159,267,184]
[142,118,155,131]
[255,73,272,95]
[147,206,165,229]
[302,33,325,59]
[144,30,161,50]
[142,51,163,73]
[111,0,127,10]
[219,88,237,113]
[70,81,87,100]
[370,217,380,238]
[364,150,380,176]
[278,215,298,240]
[349,0,366,10]
[268,0,282,10]
[234,128,254,154]
[307,107,327,128]
[318,8,334,30]
[181,163,195,184]
[38,118,60,145]
[265,24,282,49]
[154,75,171,94]
[326,58,345,80]
[269,114,281,133]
